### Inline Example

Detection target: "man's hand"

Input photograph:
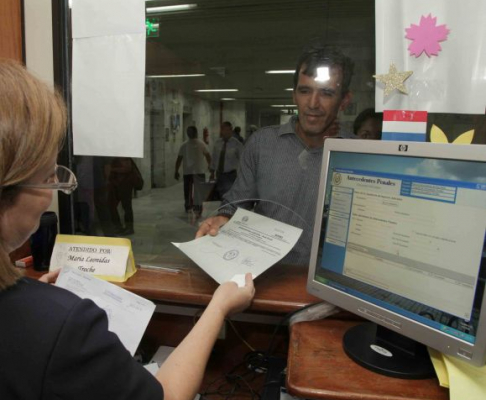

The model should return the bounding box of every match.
[39,269,61,284]
[196,215,230,238]
[174,171,180,180]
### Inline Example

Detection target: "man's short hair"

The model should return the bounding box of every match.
[187,126,198,139]
[293,40,354,95]
[222,121,232,130]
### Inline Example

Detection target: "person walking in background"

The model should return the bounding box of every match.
[233,126,244,143]
[210,121,243,200]
[108,157,136,235]
[175,126,211,216]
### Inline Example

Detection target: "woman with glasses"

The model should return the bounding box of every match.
[0,61,255,399]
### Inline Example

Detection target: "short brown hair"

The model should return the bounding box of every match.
[293,41,354,95]
[0,60,67,290]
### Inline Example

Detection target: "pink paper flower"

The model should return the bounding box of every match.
[405,14,450,58]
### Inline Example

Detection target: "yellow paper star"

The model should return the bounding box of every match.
[373,63,413,96]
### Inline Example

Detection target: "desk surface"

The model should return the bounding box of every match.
[286,319,449,400]
[23,256,320,314]
[119,256,320,314]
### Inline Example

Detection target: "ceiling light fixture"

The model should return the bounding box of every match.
[271,105,297,107]
[147,74,205,78]
[146,4,197,14]
[265,70,294,74]
[221,98,236,101]
[285,88,294,91]
[196,89,238,92]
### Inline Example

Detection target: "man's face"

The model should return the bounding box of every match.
[293,65,351,139]
[221,125,233,140]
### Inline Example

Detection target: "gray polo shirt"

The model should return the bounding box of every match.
[221,116,325,266]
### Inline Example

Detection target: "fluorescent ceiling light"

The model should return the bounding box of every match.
[146,4,197,13]
[221,98,236,101]
[265,70,294,74]
[271,105,297,107]
[147,74,205,78]
[196,89,238,92]
[315,66,330,82]
[285,88,294,91]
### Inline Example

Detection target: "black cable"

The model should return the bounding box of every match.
[200,356,264,400]
[201,302,325,400]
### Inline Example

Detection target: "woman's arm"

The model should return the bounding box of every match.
[156,273,254,400]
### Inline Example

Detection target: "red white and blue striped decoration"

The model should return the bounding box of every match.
[382,110,428,142]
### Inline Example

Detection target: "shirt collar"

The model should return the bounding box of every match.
[277,115,299,137]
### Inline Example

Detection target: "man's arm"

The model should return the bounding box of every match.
[209,141,218,172]
[174,155,183,180]
[204,150,211,169]
[209,142,218,180]
[196,134,259,238]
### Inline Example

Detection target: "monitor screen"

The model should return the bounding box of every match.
[307,139,486,373]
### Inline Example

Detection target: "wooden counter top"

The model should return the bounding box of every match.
[23,255,321,314]
[287,319,449,400]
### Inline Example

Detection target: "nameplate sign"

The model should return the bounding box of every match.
[49,235,137,282]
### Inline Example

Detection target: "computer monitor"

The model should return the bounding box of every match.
[307,139,486,379]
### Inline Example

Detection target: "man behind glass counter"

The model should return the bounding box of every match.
[196,42,354,266]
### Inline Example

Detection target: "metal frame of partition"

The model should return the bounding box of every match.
[51,0,75,234]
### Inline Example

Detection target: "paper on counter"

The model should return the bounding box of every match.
[429,347,486,400]
[428,348,450,388]
[173,208,303,284]
[56,267,155,355]
[443,354,486,400]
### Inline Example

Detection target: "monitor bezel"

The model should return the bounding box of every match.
[307,138,486,367]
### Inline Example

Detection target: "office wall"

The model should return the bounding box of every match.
[144,81,221,189]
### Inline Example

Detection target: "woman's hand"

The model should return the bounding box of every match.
[211,273,255,317]
[38,268,60,284]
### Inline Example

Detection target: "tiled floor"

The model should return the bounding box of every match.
[128,183,220,264]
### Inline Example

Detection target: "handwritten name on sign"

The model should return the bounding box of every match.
[66,246,113,271]
[50,235,136,282]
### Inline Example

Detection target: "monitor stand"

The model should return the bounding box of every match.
[343,322,435,379]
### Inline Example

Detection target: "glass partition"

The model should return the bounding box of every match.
[54,0,484,267]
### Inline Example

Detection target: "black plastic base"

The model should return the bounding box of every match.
[343,322,435,379]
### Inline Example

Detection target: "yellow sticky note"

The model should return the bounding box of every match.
[443,355,486,400]
[428,348,449,388]
[50,234,137,282]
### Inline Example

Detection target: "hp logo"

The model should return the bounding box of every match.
[398,144,408,152]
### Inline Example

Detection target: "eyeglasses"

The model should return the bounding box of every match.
[16,165,78,195]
